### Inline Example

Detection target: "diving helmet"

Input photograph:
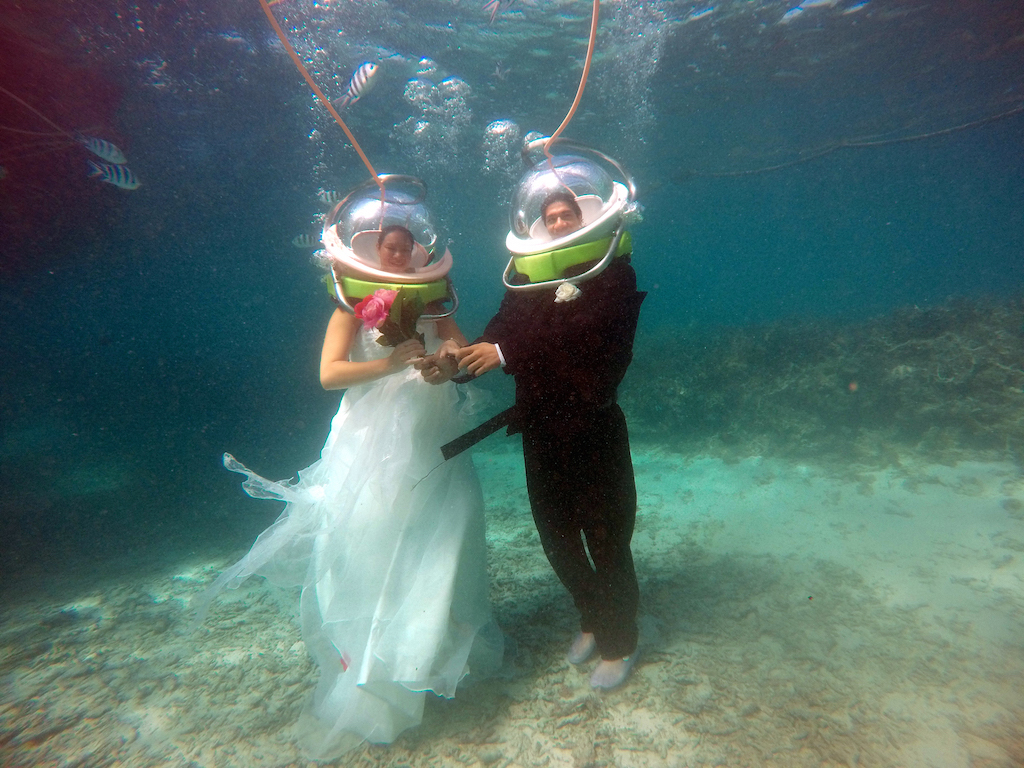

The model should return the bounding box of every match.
[504,137,638,291]
[321,174,457,316]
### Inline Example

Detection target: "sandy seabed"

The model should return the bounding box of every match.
[2,443,1023,768]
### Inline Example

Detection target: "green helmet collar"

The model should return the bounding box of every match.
[511,231,632,284]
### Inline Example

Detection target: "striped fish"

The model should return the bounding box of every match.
[77,134,128,165]
[87,160,140,190]
[318,190,342,204]
[334,62,378,109]
[292,234,320,248]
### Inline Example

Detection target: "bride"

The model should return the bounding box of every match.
[195,225,503,758]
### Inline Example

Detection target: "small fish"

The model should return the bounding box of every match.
[77,134,127,164]
[216,31,249,45]
[292,234,320,248]
[685,6,715,23]
[318,190,342,204]
[778,5,804,23]
[335,62,378,109]
[87,160,140,190]
[483,0,515,24]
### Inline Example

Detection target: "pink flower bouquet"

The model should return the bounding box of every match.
[354,289,397,330]
[353,288,425,347]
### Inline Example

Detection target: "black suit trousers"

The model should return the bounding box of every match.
[521,404,640,659]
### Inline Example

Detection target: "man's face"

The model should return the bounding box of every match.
[543,200,583,238]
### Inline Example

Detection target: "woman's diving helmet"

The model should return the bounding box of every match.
[321,174,457,318]
[504,137,639,291]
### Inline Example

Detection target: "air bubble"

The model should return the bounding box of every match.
[482,119,523,202]
[438,76,471,100]
[404,78,439,107]
[392,74,473,175]
[416,57,438,78]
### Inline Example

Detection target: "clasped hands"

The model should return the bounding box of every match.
[412,340,501,385]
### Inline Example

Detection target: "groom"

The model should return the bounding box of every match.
[423,191,646,690]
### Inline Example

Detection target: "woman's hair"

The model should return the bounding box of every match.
[540,190,583,220]
[377,224,416,249]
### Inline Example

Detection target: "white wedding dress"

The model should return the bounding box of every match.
[196,321,503,758]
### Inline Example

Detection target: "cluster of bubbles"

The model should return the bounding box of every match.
[596,1,667,151]
[390,68,474,177]
[481,119,523,203]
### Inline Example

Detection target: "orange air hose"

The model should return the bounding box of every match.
[257,0,383,195]
[544,0,600,177]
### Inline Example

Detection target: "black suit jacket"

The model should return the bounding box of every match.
[480,257,646,435]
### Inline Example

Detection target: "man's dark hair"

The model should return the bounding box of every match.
[540,190,582,220]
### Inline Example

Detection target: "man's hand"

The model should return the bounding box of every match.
[455,343,501,376]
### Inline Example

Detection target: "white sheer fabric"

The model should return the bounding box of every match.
[196,321,502,759]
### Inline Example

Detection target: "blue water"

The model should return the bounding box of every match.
[0,0,1018,555]
[2,0,1024,704]
[2,0,1022,566]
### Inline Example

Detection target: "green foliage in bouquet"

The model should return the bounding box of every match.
[376,288,425,347]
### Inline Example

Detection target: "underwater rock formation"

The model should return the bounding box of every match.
[622,297,1024,467]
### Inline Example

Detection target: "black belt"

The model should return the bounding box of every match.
[440,395,619,461]
[441,406,516,461]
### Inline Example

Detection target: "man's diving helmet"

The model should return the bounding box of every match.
[321,174,457,317]
[504,137,639,291]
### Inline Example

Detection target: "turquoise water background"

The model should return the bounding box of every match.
[1,0,1023,571]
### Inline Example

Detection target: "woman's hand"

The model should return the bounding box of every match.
[388,338,426,372]
[414,340,461,384]
[455,343,501,376]
[418,355,458,384]
[435,339,463,360]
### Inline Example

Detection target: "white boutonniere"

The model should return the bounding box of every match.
[554,282,581,303]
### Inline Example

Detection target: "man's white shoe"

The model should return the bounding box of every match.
[590,653,637,690]
[567,632,597,665]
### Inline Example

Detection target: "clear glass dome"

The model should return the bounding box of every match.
[509,153,615,238]
[324,175,442,263]
[321,174,454,284]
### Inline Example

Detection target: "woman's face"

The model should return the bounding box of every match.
[543,200,583,238]
[378,231,415,273]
